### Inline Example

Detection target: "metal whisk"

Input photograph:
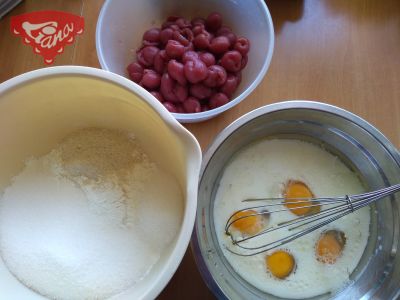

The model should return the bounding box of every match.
[224,184,400,256]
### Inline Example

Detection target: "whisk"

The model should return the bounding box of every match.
[224,184,400,256]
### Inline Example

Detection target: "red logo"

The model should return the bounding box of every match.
[11,11,84,64]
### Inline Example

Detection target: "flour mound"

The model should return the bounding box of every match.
[0,128,183,299]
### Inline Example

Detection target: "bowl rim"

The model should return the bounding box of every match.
[192,100,400,299]
[95,0,275,123]
[201,100,400,171]
[0,65,202,300]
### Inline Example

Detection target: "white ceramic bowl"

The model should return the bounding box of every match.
[96,0,274,123]
[0,66,202,299]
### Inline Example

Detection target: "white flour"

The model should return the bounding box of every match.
[0,128,183,299]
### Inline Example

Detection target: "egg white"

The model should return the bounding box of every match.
[213,139,370,299]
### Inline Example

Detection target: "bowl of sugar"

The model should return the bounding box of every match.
[0,66,201,299]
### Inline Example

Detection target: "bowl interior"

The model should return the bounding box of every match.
[0,70,198,299]
[96,0,273,122]
[195,106,400,299]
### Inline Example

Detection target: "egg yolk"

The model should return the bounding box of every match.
[231,209,263,235]
[316,230,346,264]
[266,250,295,279]
[284,180,319,216]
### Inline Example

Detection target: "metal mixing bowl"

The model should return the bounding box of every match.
[192,101,400,299]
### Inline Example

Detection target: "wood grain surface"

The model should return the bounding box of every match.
[0,1,399,299]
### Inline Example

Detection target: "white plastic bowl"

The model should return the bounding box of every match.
[96,0,274,123]
[0,66,202,300]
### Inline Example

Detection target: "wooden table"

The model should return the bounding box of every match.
[0,1,399,299]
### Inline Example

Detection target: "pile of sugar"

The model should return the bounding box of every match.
[0,128,183,299]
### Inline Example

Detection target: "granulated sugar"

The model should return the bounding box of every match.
[0,128,183,299]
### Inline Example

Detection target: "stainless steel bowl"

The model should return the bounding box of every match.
[192,101,400,300]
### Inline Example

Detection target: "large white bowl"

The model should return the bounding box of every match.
[96,0,274,123]
[0,66,202,299]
